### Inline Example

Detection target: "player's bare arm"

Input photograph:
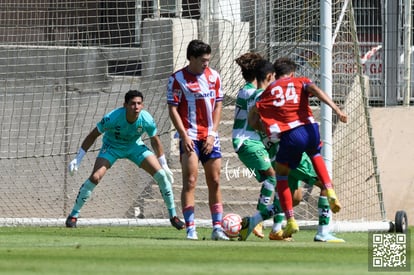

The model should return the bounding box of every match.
[307,84,348,123]
[150,135,164,158]
[81,127,102,151]
[202,101,222,154]
[212,101,222,130]
[168,105,194,153]
[148,134,174,183]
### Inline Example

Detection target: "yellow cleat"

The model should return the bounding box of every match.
[269,229,293,241]
[283,217,299,238]
[253,222,264,239]
[326,188,342,213]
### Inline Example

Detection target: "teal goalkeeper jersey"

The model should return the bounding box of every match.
[97,108,157,150]
[232,83,264,152]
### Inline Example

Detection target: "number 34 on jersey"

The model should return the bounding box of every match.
[270,82,298,107]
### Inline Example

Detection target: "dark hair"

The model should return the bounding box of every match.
[235,52,264,82]
[254,59,275,83]
[186,40,211,60]
[125,90,144,104]
[273,57,297,78]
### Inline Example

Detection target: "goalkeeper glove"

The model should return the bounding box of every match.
[158,155,174,184]
[68,148,86,176]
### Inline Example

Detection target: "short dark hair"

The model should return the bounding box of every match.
[125,90,144,104]
[273,57,297,78]
[254,59,275,83]
[186,40,211,60]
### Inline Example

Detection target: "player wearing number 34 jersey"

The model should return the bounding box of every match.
[257,76,316,140]
[252,57,348,237]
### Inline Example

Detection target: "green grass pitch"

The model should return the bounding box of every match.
[0,226,412,274]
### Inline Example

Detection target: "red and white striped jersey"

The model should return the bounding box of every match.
[256,76,316,141]
[167,66,223,140]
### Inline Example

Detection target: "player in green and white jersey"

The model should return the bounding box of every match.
[232,53,277,238]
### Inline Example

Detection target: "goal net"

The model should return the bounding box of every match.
[0,0,387,231]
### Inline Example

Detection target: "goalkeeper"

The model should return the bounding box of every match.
[66,89,185,230]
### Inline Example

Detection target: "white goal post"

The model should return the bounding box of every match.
[0,0,390,232]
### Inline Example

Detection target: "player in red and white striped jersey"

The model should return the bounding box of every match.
[167,40,228,241]
[167,64,223,140]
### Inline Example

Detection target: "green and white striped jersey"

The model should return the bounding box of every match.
[232,82,264,152]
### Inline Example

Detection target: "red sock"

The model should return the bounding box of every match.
[276,176,294,218]
[311,154,333,189]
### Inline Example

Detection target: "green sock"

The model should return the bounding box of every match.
[153,170,176,218]
[70,179,96,218]
[271,192,284,232]
[272,213,284,232]
[318,196,331,235]
[257,177,276,213]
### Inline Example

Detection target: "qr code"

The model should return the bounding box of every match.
[369,232,410,272]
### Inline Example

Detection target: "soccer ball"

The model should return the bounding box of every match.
[222,213,242,238]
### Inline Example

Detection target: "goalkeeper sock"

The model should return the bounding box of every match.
[153,170,176,218]
[210,203,223,229]
[70,179,96,218]
[310,154,333,189]
[317,196,331,235]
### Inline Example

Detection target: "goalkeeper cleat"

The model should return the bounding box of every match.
[326,188,342,214]
[238,217,254,241]
[211,228,230,241]
[170,216,185,230]
[65,216,77,228]
[253,222,264,239]
[314,232,345,243]
[186,229,198,240]
[269,230,293,241]
[283,217,299,238]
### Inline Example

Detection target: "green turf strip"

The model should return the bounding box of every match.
[0,226,412,275]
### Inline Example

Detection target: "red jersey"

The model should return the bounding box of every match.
[256,76,316,141]
[167,66,223,140]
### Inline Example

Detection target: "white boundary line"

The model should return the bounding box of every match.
[0,218,392,232]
